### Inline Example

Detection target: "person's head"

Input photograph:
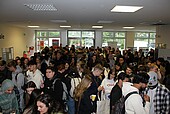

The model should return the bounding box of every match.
[49,60,55,67]
[57,64,65,73]
[126,66,133,75]
[118,56,125,64]
[76,61,85,71]
[25,81,37,94]
[0,60,6,71]
[108,69,115,80]
[46,66,56,79]
[149,64,158,72]
[117,71,129,82]
[28,60,37,72]
[74,75,92,101]
[1,79,14,94]
[64,61,70,70]
[26,89,43,107]
[7,60,17,72]
[92,64,104,77]
[137,65,147,73]
[156,57,164,66]
[36,94,59,114]
[16,59,21,66]
[147,71,158,89]
[133,73,150,90]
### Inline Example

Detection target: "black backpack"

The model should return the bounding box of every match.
[112,91,138,114]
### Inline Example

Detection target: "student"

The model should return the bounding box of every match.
[0,79,19,114]
[33,94,61,114]
[24,81,37,106]
[146,71,170,114]
[7,60,25,111]
[100,69,116,100]
[23,89,42,114]
[74,75,93,114]
[110,72,129,114]
[124,73,150,114]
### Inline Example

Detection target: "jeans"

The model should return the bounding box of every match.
[67,96,75,114]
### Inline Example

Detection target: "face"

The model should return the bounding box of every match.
[126,67,132,75]
[46,69,55,79]
[37,101,48,114]
[65,63,69,70]
[110,71,115,79]
[95,69,103,77]
[119,58,124,64]
[26,87,35,95]
[0,65,5,71]
[28,65,35,71]
[140,83,147,89]
[5,87,14,94]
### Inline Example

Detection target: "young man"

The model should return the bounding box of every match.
[7,60,25,111]
[146,71,170,114]
[88,64,104,113]
[123,73,150,114]
[27,60,44,89]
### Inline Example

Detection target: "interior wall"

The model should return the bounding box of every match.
[156,25,170,49]
[0,24,35,58]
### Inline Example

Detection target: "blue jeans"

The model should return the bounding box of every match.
[67,96,75,114]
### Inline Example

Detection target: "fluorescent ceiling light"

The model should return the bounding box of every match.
[123,26,135,29]
[24,4,57,11]
[97,21,113,24]
[111,5,143,12]
[50,20,67,23]
[92,25,103,28]
[27,25,40,28]
[60,25,71,28]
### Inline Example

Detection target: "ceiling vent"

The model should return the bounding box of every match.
[24,4,57,11]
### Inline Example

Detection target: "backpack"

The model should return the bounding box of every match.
[52,78,69,112]
[112,91,138,114]
[15,72,28,90]
[69,77,81,97]
[13,85,22,113]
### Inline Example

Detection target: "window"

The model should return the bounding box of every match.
[35,31,61,52]
[102,31,126,50]
[134,32,156,50]
[68,30,95,48]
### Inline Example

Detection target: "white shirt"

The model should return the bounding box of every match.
[147,88,156,114]
[27,69,44,89]
[125,86,150,114]
[101,78,115,99]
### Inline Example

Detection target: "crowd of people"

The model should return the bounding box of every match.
[0,45,170,114]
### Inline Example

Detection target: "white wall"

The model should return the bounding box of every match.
[0,24,35,58]
[156,25,170,49]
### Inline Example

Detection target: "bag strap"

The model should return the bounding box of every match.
[124,91,138,102]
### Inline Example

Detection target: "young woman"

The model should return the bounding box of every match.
[0,79,19,114]
[24,81,37,105]
[74,75,93,114]
[99,69,116,99]
[23,89,42,114]
[33,94,61,114]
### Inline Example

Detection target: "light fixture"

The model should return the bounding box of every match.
[50,20,67,23]
[111,5,143,13]
[97,21,114,24]
[123,26,135,29]
[92,25,103,29]
[27,25,40,28]
[24,4,57,11]
[60,25,71,28]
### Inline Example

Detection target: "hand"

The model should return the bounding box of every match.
[98,86,104,92]
[144,94,150,102]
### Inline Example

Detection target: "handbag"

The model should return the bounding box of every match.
[96,92,110,114]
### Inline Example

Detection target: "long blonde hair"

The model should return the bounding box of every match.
[73,75,92,101]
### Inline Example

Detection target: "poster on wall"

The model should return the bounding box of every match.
[52,39,59,49]
[40,41,44,50]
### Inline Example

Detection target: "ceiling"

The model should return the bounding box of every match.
[0,0,170,31]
